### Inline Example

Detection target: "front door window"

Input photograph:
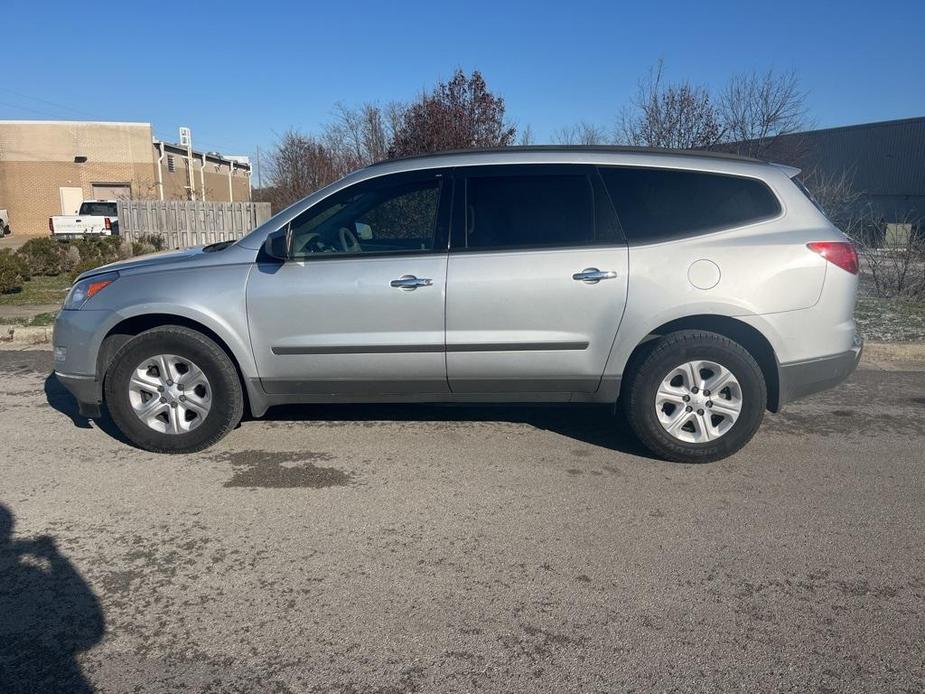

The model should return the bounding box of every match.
[289,176,443,258]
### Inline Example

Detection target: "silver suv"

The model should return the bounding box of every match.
[53,147,862,462]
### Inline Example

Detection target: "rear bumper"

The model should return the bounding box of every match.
[777,336,863,409]
[55,371,102,418]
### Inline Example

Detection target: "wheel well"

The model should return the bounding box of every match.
[97,314,249,410]
[625,315,781,411]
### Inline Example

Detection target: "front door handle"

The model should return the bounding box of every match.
[572,268,618,284]
[390,275,433,290]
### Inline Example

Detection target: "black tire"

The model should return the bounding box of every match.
[104,326,244,453]
[623,330,767,463]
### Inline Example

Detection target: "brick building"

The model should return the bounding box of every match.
[0,120,252,237]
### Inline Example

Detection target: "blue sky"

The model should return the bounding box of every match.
[2,0,923,164]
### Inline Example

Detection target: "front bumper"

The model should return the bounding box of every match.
[53,308,115,418]
[54,371,102,418]
[777,336,863,408]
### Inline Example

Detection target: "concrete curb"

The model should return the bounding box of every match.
[0,324,53,347]
[863,341,925,366]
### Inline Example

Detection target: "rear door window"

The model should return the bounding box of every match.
[462,167,601,250]
[599,166,781,244]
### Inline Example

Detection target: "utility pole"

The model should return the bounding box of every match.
[179,127,194,200]
[255,144,262,189]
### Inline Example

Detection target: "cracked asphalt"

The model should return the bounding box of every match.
[0,349,923,693]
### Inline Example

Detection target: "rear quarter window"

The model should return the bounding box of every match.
[599,167,781,244]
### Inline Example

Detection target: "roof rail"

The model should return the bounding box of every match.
[367,144,765,168]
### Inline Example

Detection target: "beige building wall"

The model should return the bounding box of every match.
[157,149,251,203]
[0,121,252,238]
[0,121,157,237]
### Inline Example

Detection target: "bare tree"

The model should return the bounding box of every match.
[800,168,862,234]
[259,130,344,211]
[389,69,517,158]
[854,209,925,300]
[518,124,535,146]
[802,168,925,299]
[325,101,402,167]
[617,61,723,149]
[719,69,807,158]
[553,121,610,145]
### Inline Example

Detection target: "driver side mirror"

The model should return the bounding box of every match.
[262,228,289,261]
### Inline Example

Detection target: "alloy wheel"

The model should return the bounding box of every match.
[127,354,212,434]
[655,360,743,443]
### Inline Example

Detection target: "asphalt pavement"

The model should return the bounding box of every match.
[0,349,922,693]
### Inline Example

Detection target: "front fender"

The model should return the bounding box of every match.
[106,302,259,381]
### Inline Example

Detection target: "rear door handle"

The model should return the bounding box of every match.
[390,275,433,290]
[572,268,618,284]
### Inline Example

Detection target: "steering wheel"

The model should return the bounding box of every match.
[338,226,362,253]
[293,232,324,256]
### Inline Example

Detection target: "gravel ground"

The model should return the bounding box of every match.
[0,350,923,693]
[856,297,925,342]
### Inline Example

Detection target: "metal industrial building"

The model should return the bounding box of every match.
[0,120,252,238]
[753,117,925,228]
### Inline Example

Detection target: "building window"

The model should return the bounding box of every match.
[167,155,176,173]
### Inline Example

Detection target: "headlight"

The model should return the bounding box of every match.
[64,271,119,310]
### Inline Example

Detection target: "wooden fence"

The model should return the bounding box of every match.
[116,200,272,249]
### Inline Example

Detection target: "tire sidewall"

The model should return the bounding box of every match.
[628,333,766,463]
[104,328,242,453]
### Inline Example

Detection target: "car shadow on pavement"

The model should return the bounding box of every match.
[260,403,657,459]
[44,371,655,459]
[44,374,129,445]
[0,504,105,694]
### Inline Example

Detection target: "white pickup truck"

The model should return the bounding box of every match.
[49,200,119,239]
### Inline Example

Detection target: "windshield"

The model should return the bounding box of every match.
[78,202,117,217]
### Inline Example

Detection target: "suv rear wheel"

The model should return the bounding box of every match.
[623,330,766,463]
[104,326,244,453]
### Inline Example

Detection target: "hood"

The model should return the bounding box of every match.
[74,242,256,281]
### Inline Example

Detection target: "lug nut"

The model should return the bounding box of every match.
[159,396,167,403]
[170,401,178,408]
[691,387,699,394]
[703,389,711,396]
[177,384,184,391]
[157,386,164,393]
[166,380,174,386]
[682,395,690,402]
[686,406,693,412]
[697,409,704,415]
[706,400,713,408]
[179,395,186,402]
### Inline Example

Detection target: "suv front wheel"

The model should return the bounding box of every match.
[104,326,244,453]
[623,330,767,463]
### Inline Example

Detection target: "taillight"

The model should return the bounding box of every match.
[48,217,54,233]
[104,217,112,230]
[807,241,858,275]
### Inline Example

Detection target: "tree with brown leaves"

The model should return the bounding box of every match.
[389,69,517,158]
